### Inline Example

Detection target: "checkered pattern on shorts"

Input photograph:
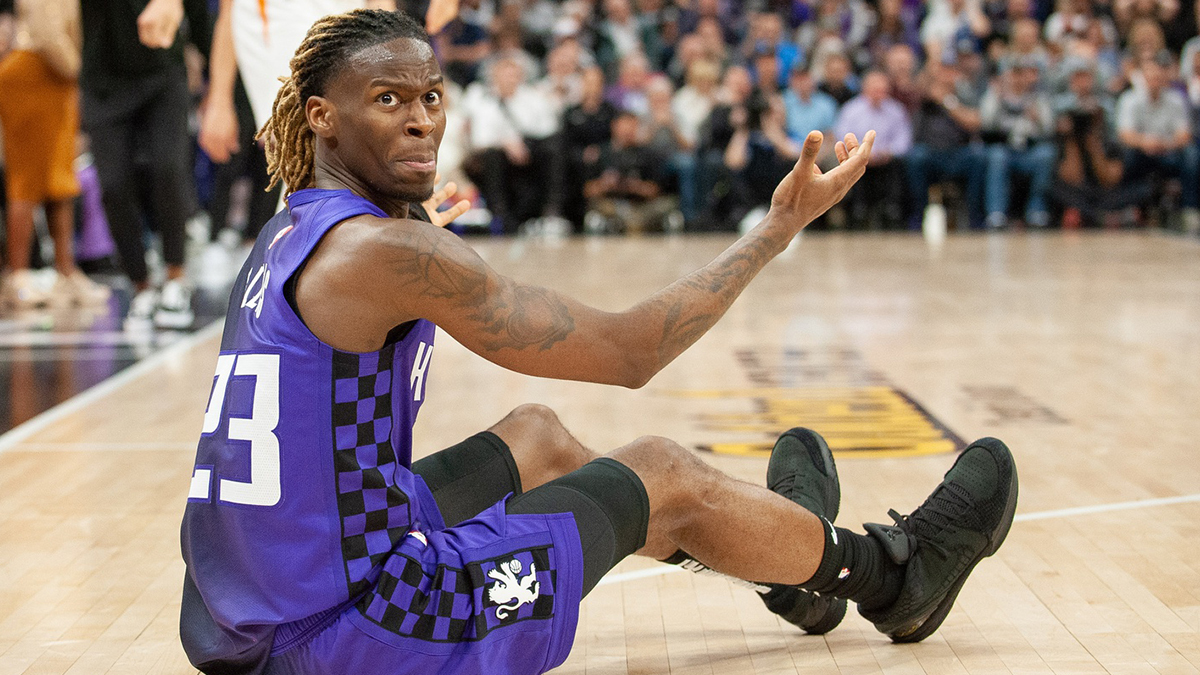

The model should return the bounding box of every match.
[332,344,412,596]
[358,545,558,642]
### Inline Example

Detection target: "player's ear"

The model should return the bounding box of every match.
[307,96,337,139]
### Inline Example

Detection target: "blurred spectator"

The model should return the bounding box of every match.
[921,0,991,62]
[884,44,922,112]
[981,57,1056,227]
[672,59,721,152]
[1051,60,1147,227]
[782,63,839,164]
[1047,0,1107,42]
[583,110,679,233]
[818,51,858,104]
[986,0,1036,42]
[693,17,733,66]
[435,0,491,86]
[595,0,660,78]
[678,0,740,44]
[463,57,563,233]
[645,77,698,221]
[80,0,210,328]
[1113,0,1179,35]
[607,51,653,116]
[724,93,802,219]
[866,0,922,65]
[1116,51,1200,228]
[0,0,110,310]
[563,66,618,229]
[742,11,801,88]
[750,46,783,95]
[1004,18,1050,73]
[536,38,587,112]
[797,0,876,70]
[1052,57,1115,128]
[672,61,724,220]
[835,71,912,227]
[693,65,755,226]
[205,75,280,246]
[907,59,987,229]
[478,24,541,86]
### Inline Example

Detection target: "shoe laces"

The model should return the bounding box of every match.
[886,481,972,560]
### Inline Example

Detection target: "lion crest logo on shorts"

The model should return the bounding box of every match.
[486,559,540,620]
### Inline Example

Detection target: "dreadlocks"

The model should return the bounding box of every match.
[258,9,429,195]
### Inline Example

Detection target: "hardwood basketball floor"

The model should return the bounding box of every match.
[2,230,1198,674]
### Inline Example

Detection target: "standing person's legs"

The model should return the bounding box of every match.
[86,108,148,287]
[141,70,194,282]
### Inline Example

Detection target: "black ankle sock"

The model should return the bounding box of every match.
[801,521,903,611]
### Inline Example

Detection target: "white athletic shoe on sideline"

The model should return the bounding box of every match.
[155,279,195,330]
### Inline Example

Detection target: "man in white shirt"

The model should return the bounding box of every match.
[464,57,566,233]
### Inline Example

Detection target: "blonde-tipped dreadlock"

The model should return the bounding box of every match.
[257,9,430,195]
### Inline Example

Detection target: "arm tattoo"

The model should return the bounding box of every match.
[657,232,778,364]
[396,231,575,352]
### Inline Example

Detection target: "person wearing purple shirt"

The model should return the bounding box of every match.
[178,9,1018,675]
[835,71,912,227]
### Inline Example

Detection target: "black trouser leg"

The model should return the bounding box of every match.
[140,71,193,269]
[88,111,148,284]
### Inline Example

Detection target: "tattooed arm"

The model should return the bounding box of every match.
[297,131,874,387]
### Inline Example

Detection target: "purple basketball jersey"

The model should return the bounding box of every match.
[181,189,582,675]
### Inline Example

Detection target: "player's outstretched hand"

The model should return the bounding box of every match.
[769,130,875,230]
[423,173,472,228]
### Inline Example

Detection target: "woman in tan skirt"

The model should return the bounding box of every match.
[0,0,109,310]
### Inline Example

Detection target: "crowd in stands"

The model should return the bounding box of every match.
[435,0,1200,234]
[2,0,1200,321]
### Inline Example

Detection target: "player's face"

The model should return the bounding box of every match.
[324,37,446,203]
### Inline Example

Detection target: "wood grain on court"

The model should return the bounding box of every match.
[2,231,1198,674]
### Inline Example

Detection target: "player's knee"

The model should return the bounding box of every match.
[497,404,591,477]
[610,436,714,510]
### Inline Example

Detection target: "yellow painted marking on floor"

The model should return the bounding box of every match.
[663,386,960,458]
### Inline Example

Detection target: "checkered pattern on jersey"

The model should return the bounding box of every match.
[331,344,411,597]
[357,545,558,642]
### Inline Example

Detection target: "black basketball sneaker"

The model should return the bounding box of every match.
[858,437,1018,643]
[760,428,847,635]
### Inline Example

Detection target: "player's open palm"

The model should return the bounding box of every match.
[770,130,875,229]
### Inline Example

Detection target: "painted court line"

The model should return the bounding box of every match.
[0,321,223,455]
[598,491,1200,586]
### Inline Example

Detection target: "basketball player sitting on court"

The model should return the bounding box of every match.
[179,10,1019,675]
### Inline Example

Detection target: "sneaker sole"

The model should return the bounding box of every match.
[804,594,847,635]
[889,438,1019,643]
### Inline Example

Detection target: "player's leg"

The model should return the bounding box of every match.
[607,433,1018,643]
[412,404,597,526]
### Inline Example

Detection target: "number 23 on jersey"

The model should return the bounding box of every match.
[188,353,282,507]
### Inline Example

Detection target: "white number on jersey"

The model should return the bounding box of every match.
[189,353,282,507]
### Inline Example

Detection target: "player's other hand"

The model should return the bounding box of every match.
[136,0,184,49]
[423,173,471,228]
[769,130,875,229]
[199,97,240,164]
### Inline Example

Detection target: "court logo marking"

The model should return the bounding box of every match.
[663,348,964,459]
